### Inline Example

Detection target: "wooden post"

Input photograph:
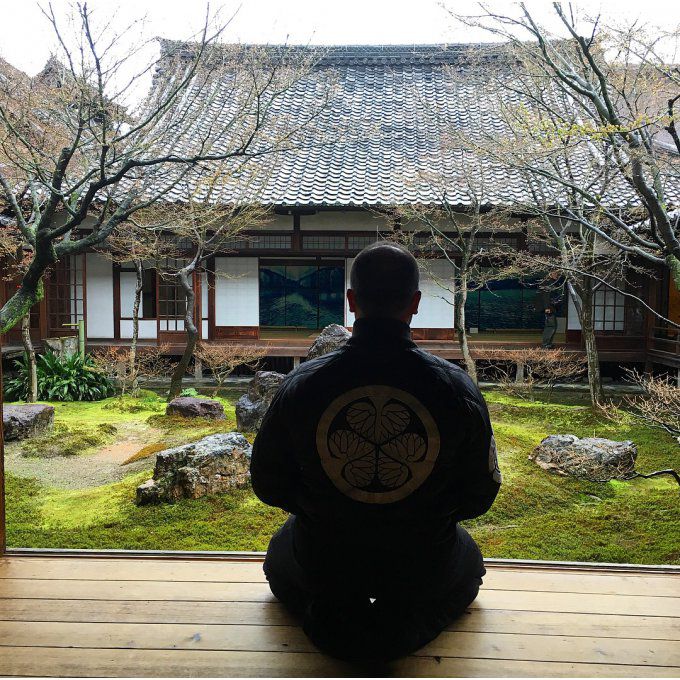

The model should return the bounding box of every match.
[293,356,300,369]
[194,358,203,380]
[515,361,525,383]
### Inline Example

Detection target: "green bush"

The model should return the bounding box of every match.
[5,351,114,402]
[179,388,200,398]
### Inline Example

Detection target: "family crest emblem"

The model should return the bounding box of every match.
[316,385,440,503]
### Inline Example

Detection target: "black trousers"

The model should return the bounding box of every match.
[263,516,485,663]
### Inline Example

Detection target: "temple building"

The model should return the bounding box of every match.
[1,45,678,373]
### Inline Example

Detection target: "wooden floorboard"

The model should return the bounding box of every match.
[0,556,678,677]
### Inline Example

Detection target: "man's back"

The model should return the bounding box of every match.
[252,242,500,662]
[251,316,501,593]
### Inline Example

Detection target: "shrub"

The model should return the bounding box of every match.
[179,388,200,398]
[5,351,114,402]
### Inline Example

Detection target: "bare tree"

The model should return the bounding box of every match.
[478,346,586,401]
[619,368,680,445]
[195,342,266,396]
[91,343,170,399]
[512,223,628,407]
[450,3,680,290]
[95,219,173,392]
[0,3,331,334]
[155,169,270,400]
[0,226,38,401]
[394,195,513,384]
[435,11,668,406]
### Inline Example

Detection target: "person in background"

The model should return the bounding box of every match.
[542,305,557,348]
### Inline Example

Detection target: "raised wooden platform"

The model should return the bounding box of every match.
[0,555,678,677]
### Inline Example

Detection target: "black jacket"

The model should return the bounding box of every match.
[251,317,501,585]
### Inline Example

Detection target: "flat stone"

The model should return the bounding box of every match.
[235,371,285,432]
[136,432,252,505]
[2,404,55,441]
[307,323,351,360]
[529,434,637,481]
[166,397,225,420]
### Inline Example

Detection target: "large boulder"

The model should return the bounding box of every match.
[166,397,225,420]
[307,323,351,360]
[2,404,55,441]
[530,434,637,481]
[136,432,252,505]
[235,371,285,432]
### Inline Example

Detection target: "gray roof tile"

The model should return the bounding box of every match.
[150,42,679,209]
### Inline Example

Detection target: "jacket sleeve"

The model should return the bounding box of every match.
[453,391,502,522]
[250,387,300,515]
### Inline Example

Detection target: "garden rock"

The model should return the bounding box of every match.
[2,404,55,441]
[529,434,637,481]
[166,397,225,420]
[136,432,252,505]
[307,323,351,360]
[44,336,79,358]
[235,370,285,432]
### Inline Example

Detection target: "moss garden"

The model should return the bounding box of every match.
[4,389,679,564]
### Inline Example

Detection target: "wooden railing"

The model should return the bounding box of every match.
[649,326,680,357]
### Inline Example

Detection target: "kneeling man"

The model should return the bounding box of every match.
[251,242,501,662]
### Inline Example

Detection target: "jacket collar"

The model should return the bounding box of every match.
[347,317,416,349]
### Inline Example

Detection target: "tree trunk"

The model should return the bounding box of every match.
[667,254,680,292]
[0,277,44,334]
[129,259,143,395]
[571,280,604,408]
[168,269,198,401]
[21,313,38,403]
[454,271,477,384]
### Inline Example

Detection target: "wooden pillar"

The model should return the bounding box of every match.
[515,361,525,383]
[194,359,203,380]
[292,213,301,251]
[293,356,300,369]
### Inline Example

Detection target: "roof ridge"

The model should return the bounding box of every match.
[156,39,509,66]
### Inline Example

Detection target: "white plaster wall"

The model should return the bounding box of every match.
[120,319,157,340]
[119,270,157,339]
[412,260,455,329]
[568,290,582,330]
[201,272,209,338]
[215,257,259,326]
[119,272,137,318]
[85,253,114,338]
[302,211,389,232]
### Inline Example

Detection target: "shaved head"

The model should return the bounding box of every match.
[349,241,419,318]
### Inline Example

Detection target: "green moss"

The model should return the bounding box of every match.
[20,422,118,458]
[122,442,169,465]
[6,471,286,551]
[5,389,679,563]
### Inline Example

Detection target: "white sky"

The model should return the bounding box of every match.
[1,0,678,77]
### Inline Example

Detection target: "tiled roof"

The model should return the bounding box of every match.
[152,42,679,209]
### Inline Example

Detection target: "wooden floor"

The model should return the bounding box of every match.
[0,556,678,677]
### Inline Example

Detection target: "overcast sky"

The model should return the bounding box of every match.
[1,0,678,77]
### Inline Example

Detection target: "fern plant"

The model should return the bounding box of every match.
[5,351,114,402]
